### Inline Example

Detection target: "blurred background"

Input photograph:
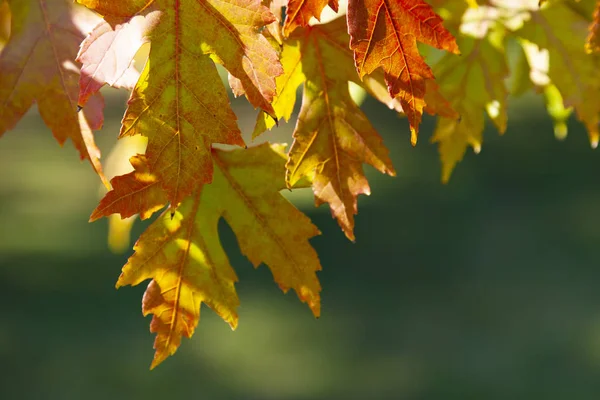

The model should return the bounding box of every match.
[2,74,600,399]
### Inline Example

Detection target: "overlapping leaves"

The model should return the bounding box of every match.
[256,18,397,241]
[430,0,600,180]
[347,0,460,144]
[77,0,282,206]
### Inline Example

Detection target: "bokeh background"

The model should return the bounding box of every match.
[2,72,600,399]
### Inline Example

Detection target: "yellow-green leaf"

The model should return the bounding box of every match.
[432,36,508,182]
[517,1,600,147]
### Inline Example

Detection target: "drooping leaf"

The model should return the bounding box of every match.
[517,0,600,147]
[427,1,518,182]
[77,0,283,206]
[97,143,322,368]
[431,35,509,183]
[0,0,108,186]
[254,18,396,241]
[347,0,459,144]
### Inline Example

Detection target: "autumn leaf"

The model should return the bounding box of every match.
[96,143,322,368]
[516,0,600,147]
[0,0,108,186]
[254,18,395,241]
[347,0,459,144]
[432,34,508,183]
[283,0,339,36]
[77,0,283,206]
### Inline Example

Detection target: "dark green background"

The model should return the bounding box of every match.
[1,87,600,399]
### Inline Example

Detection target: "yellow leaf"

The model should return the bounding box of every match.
[102,144,322,368]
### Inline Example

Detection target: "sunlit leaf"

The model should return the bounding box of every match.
[0,0,108,186]
[101,143,322,368]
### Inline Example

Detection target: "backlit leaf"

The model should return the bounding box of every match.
[76,14,147,106]
[255,18,396,241]
[517,1,600,147]
[431,36,508,182]
[104,143,322,368]
[347,0,459,143]
[90,154,167,222]
[0,0,108,186]
[283,0,339,36]
[77,0,283,206]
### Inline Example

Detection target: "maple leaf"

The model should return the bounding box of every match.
[0,0,108,186]
[431,35,508,183]
[255,18,395,241]
[93,143,322,368]
[283,0,339,36]
[77,0,283,207]
[347,0,459,144]
[516,1,600,147]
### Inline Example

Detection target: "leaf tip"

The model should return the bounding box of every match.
[590,132,599,149]
[344,230,356,243]
[410,129,418,147]
[88,208,102,223]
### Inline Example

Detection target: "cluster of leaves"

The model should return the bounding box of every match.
[0,0,599,368]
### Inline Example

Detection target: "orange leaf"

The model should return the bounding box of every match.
[0,0,108,187]
[347,0,459,143]
[283,0,339,36]
[110,143,322,368]
[279,19,396,241]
